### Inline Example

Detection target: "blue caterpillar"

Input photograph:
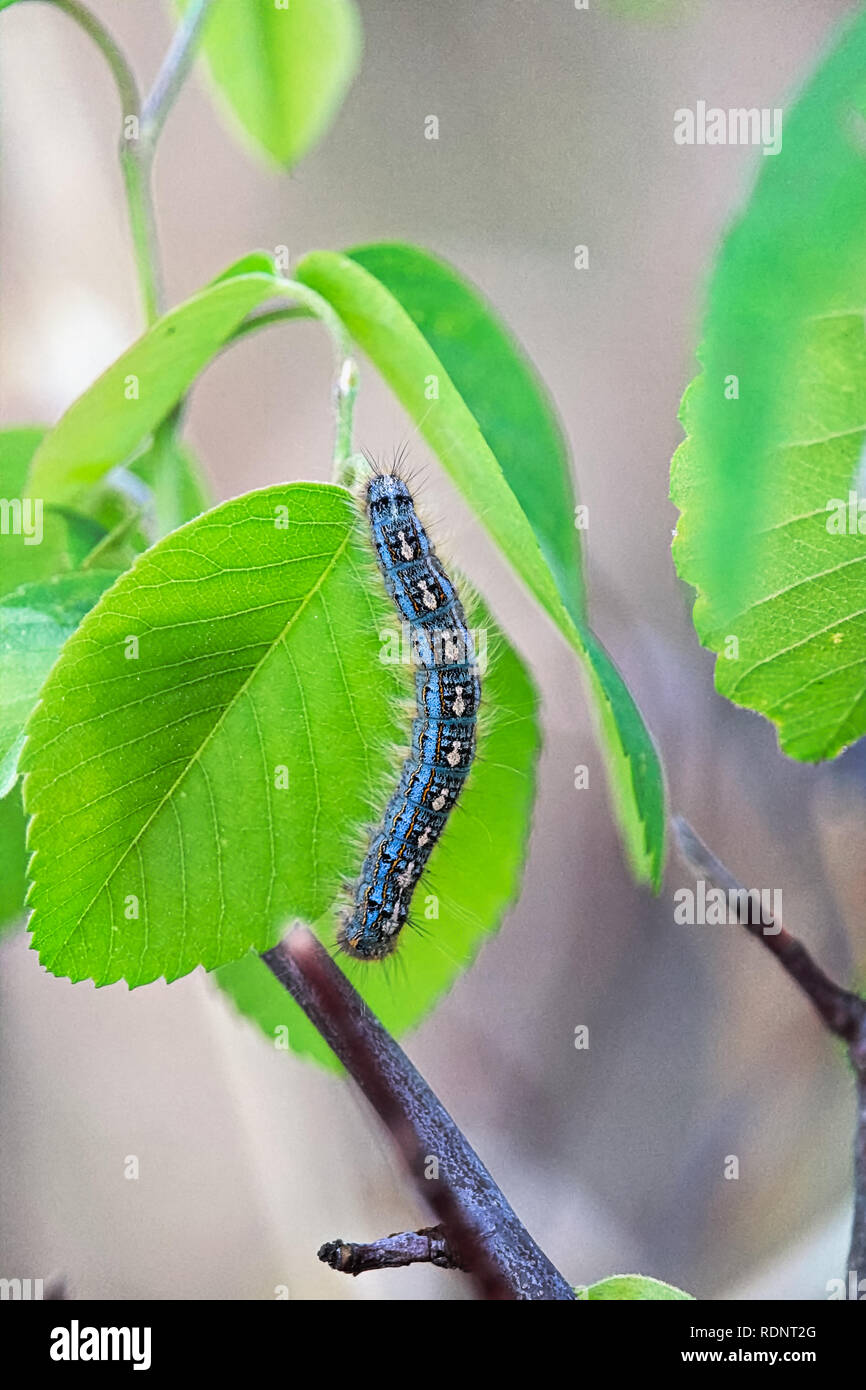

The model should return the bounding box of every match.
[338,472,481,961]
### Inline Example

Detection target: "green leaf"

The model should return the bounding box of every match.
[0,785,28,938]
[346,243,585,624]
[674,359,866,760]
[24,482,530,990]
[24,263,335,506]
[673,9,866,633]
[0,428,107,597]
[0,426,44,493]
[295,247,665,886]
[579,1274,694,1301]
[0,571,120,797]
[182,0,362,167]
[216,591,538,1069]
[23,483,386,985]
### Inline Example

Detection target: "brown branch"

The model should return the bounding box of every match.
[261,927,575,1301]
[318,1225,464,1277]
[672,815,866,1279]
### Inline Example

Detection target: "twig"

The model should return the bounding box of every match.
[672,814,866,1280]
[122,0,215,322]
[318,1225,464,1277]
[139,0,213,150]
[332,356,359,481]
[260,927,575,1301]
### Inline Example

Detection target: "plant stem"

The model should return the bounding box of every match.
[333,356,359,482]
[261,926,575,1301]
[672,815,866,1281]
[120,0,215,324]
[139,0,213,150]
[223,288,358,477]
[118,143,161,325]
[851,1068,866,1280]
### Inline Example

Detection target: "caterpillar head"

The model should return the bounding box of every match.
[336,900,405,961]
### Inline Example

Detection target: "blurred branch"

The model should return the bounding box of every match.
[122,0,215,323]
[673,814,866,1279]
[261,926,575,1301]
[139,0,213,150]
[318,1225,464,1277]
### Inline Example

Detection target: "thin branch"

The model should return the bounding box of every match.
[139,0,214,150]
[318,1225,464,1277]
[672,814,866,1278]
[332,357,359,482]
[261,927,575,1301]
[852,1071,866,1279]
[118,142,161,326]
[121,0,215,323]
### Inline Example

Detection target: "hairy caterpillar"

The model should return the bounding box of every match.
[337,470,481,961]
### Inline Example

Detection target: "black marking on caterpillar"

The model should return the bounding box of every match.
[337,471,480,961]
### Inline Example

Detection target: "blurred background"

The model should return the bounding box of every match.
[1,0,863,1300]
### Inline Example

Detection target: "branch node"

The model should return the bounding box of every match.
[317,1226,465,1277]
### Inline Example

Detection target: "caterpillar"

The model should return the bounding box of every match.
[337,470,481,961]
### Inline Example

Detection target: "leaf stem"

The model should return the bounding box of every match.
[121,0,215,324]
[261,926,576,1301]
[226,305,314,343]
[118,142,162,326]
[223,285,358,475]
[139,0,213,151]
[333,356,359,483]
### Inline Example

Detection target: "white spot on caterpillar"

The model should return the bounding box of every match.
[398,530,414,560]
[418,829,431,848]
[446,740,462,768]
[417,579,437,610]
[397,861,416,888]
[452,686,465,716]
[432,790,448,811]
